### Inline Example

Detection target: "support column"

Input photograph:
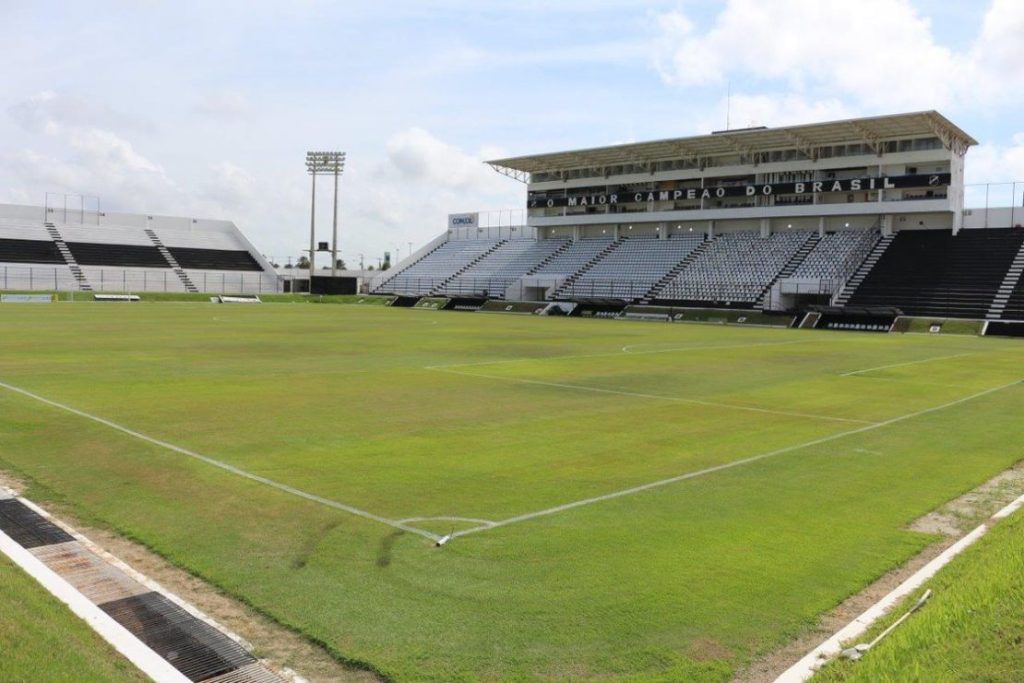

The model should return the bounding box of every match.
[881,215,893,237]
[818,216,826,237]
[707,220,715,239]
[760,218,770,237]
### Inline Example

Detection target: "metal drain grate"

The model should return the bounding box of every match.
[30,541,151,605]
[99,591,256,682]
[199,662,286,683]
[0,499,75,549]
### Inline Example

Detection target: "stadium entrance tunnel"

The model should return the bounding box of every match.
[389,295,421,307]
[444,297,487,311]
[568,298,628,318]
[310,275,358,295]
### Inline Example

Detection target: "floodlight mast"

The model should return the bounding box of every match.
[305,151,346,286]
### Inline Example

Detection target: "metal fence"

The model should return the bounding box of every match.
[0,265,282,294]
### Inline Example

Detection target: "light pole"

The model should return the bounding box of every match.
[305,150,346,284]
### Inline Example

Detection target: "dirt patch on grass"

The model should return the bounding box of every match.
[0,470,379,683]
[732,459,1024,683]
[909,461,1024,536]
[689,637,734,662]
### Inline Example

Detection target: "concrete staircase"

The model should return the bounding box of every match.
[45,223,92,291]
[986,240,1024,319]
[756,232,821,308]
[640,238,711,303]
[832,234,893,307]
[145,229,198,293]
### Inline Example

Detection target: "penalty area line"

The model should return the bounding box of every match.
[451,378,1022,539]
[0,379,440,542]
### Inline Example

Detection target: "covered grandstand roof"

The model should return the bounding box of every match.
[487,111,977,177]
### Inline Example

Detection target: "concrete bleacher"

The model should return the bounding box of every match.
[383,239,503,295]
[0,203,277,294]
[791,230,880,282]
[655,231,812,304]
[530,238,612,276]
[441,239,568,297]
[67,242,168,268]
[555,235,704,301]
[845,228,1024,319]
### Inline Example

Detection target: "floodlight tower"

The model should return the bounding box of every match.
[305,150,346,281]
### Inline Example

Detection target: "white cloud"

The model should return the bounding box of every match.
[652,0,1024,112]
[201,161,258,208]
[694,94,856,133]
[966,132,1024,185]
[385,127,507,194]
[195,90,251,118]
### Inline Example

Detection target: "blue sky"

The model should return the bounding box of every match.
[2,1,1023,265]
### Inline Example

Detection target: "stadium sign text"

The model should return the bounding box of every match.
[528,173,951,208]
[448,212,480,229]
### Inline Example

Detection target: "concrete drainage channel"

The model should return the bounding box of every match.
[0,487,291,683]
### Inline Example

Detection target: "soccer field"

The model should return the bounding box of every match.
[0,303,1022,681]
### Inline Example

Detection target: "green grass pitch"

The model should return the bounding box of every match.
[0,303,1022,681]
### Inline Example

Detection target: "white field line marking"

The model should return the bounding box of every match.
[0,380,440,542]
[398,516,497,527]
[776,487,1024,682]
[428,338,814,371]
[451,378,1021,539]
[431,367,875,426]
[840,352,975,377]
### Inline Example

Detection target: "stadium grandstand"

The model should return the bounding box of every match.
[371,110,1024,326]
[0,203,278,294]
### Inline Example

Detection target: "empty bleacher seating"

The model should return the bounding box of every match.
[383,239,502,295]
[655,231,812,304]
[530,238,612,277]
[556,235,703,300]
[0,208,277,294]
[791,231,880,282]
[167,247,262,271]
[845,228,1024,318]
[441,239,567,297]
[67,242,169,268]
[0,238,64,264]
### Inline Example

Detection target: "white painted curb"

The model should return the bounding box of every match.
[0,527,190,683]
[775,489,1024,682]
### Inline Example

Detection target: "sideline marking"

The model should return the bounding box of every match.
[776,486,1024,682]
[450,378,1021,539]
[0,380,440,542]
[431,367,876,426]
[840,352,975,377]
